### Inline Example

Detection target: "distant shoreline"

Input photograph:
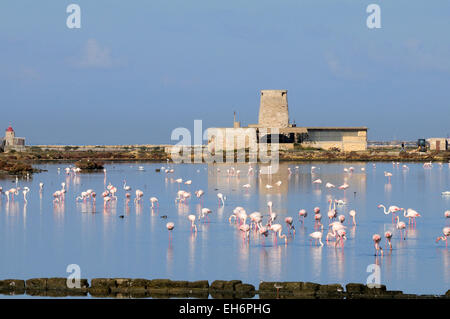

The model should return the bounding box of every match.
[0,147,449,175]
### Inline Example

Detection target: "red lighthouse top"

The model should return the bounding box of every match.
[6,125,14,132]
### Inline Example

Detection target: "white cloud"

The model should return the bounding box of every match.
[74,39,114,68]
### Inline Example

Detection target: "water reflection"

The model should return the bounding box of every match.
[0,162,448,295]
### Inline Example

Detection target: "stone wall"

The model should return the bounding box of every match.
[258,90,289,128]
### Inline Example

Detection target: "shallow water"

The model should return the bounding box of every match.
[0,162,449,295]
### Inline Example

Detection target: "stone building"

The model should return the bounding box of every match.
[426,138,448,151]
[1,125,26,152]
[207,90,368,152]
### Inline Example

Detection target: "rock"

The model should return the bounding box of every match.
[170,281,189,288]
[114,278,131,288]
[0,279,25,293]
[224,280,242,291]
[258,282,277,291]
[91,278,116,289]
[446,290,450,297]
[365,284,387,294]
[210,280,227,290]
[25,278,47,290]
[130,278,152,289]
[188,280,209,289]
[346,283,365,294]
[302,282,320,291]
[318,284,344,293]
[148,279,172,289]
[235,283,255,293]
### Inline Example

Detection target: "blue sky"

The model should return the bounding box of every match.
[1,0,449,145]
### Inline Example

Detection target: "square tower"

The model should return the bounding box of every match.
[258,90,289,128]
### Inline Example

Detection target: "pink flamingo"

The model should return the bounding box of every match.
[349,210,357,226]
[384,231,393,250]
[270,224,287,245]
[134,190,143,203]
[395,216,407,240]
[384,171,392,183]
[188,214,197,233]
[150,197,159,209]
[298,209,307,223]
[309,227,324,247]
[436,227,450,247]
[285,217,295,235]
[314,213,322,229]
[335,229,346,247]
[373,234,383,256]
[445,210,450,223]
[166,222,175,240]
[200,208,212,223]
[327,199,337,221]
[377,204,402,223]
[403,208,421,227]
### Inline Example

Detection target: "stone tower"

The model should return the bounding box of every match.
[258,90,289,128]
[5,126,15,146]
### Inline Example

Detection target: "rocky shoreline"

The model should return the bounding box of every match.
[1,278,449,299]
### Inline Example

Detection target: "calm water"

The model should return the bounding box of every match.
[0,162,449,296]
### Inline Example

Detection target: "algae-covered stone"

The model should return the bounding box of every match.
[319,284,344,292]
[258,282,277,291]
[130,278,152,288]
[210,280,227,290]
[148,279,172,288]
[114,278,131,288]
[0,279,25,292]
[91,278,116,289]
[235,283,255,293]
[224,280,242,291]
[302,282,320,291]
[25,278,48,290]
[170,280,189,288]
[188,280,209,289]
[346,283,365,294]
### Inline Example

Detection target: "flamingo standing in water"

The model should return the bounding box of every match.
[285,217,295,235]
[327,199,337,221]
[217,193,225,206]
[384,171,392,183]
[298,209,307,224]
[200,208,212,223]
[39,182,44,193]
[309,227,324,247]
[270,224,287,245]
[188,214,197,233]
[123,180,131,191]
[445,210,450,223]
[395,216,407,240]
[384,231,393,250]
[377,204,402,223]
[195,189,205,206]
[150,197,159,208]
[134,190,144,203]
[239,219,250,241]
[22,187,30,203]
[267,201,273,214]
[349,210,357,226]
[166,222,175,237]
[403,208,421,227]
[373,234,383,256]
[436,227,450,247]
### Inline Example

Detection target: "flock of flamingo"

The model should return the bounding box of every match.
[0,161,449,257]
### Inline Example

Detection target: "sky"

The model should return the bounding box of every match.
[1,0,449,145]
